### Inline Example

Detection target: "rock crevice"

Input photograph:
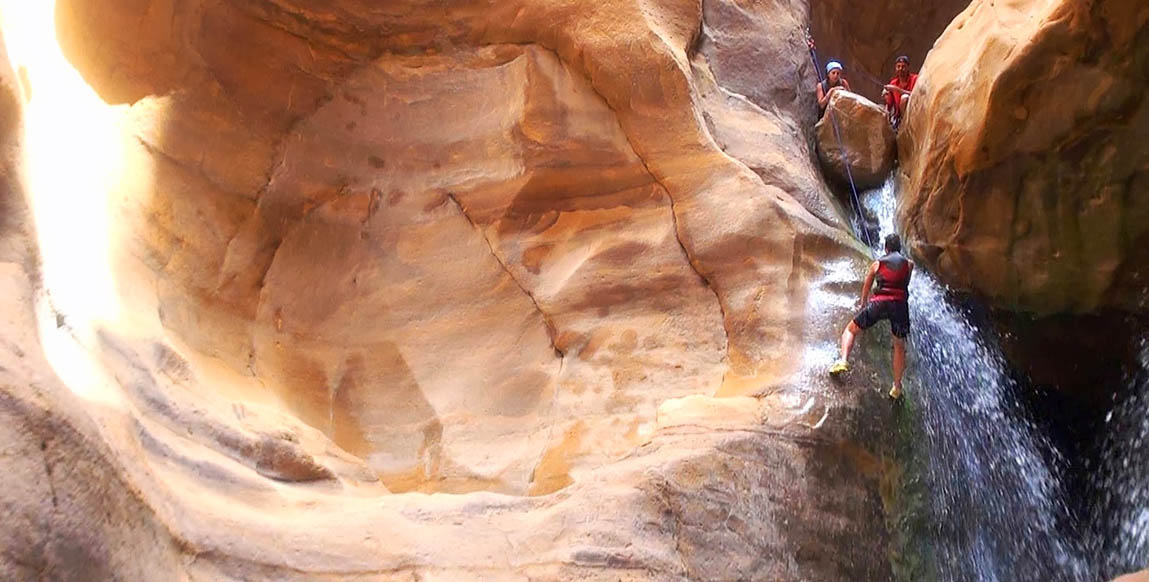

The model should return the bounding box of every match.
[446,190,564,358]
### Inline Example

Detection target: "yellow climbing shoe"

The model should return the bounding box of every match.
[888,385,903,400]
[828,360,849,376]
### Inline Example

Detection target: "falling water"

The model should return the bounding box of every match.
[861,180,1091,581]
[1091,335,1149,578]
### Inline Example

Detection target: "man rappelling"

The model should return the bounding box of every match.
[805,31,914,397]
[829,234,914,399]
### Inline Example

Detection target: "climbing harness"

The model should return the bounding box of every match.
[805,29,875,252]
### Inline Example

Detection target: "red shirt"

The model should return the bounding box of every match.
[885,73,918,106]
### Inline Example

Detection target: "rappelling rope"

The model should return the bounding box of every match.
[853,67,911,130]
[850,67,915,107]
[805,29,875,252]
[850,67,899,93]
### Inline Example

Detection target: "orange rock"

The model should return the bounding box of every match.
[0,0,907,579]
[898,0,1149,315]
[815,90,897,190]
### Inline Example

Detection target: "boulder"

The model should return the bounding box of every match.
[898,0,1149,315]
[816,90,897,190]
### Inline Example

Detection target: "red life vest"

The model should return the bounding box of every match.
[873,253,911,301]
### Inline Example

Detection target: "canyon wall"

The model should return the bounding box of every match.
[0,0,905,579]
[810,0,970,102]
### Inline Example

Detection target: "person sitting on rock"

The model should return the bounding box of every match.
[829,233,914,399]
[817,61,852,114]
[882,55,918,129]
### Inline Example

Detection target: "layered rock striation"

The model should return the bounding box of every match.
[53,0,870,494]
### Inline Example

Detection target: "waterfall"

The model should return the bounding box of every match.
[1092,335,1149,578]
[862,180,1091,581]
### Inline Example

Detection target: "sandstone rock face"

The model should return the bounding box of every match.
[816,90,897,190]
[898,0,1149,315]
[0,0,903,579]
[695,0,850,228]
[52,0,869,494]
[0,36,187,581]
[810,0,971,103]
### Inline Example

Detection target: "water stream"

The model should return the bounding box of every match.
[1090,335,1149,578]
[861,181,1095,581]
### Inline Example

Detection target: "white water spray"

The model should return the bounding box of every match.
[865,179,1090,581]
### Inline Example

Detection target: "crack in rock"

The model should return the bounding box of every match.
[444,191,563,360]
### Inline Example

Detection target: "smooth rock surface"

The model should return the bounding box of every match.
[1116,570,1149,582]
[816,90,897,191]
[898,0,1149,315]
[52,0,870,494]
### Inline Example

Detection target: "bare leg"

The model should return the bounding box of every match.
[891,337,906,398]
[899,94,910,118]
[840,321,861,362]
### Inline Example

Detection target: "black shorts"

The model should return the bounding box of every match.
[853,300,910,339]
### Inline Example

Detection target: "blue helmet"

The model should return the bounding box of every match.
[826,61,843,74]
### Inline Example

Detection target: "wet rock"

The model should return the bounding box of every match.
[816,90,897,190]
[898,0,1149,315]
[993,309,1146,404]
